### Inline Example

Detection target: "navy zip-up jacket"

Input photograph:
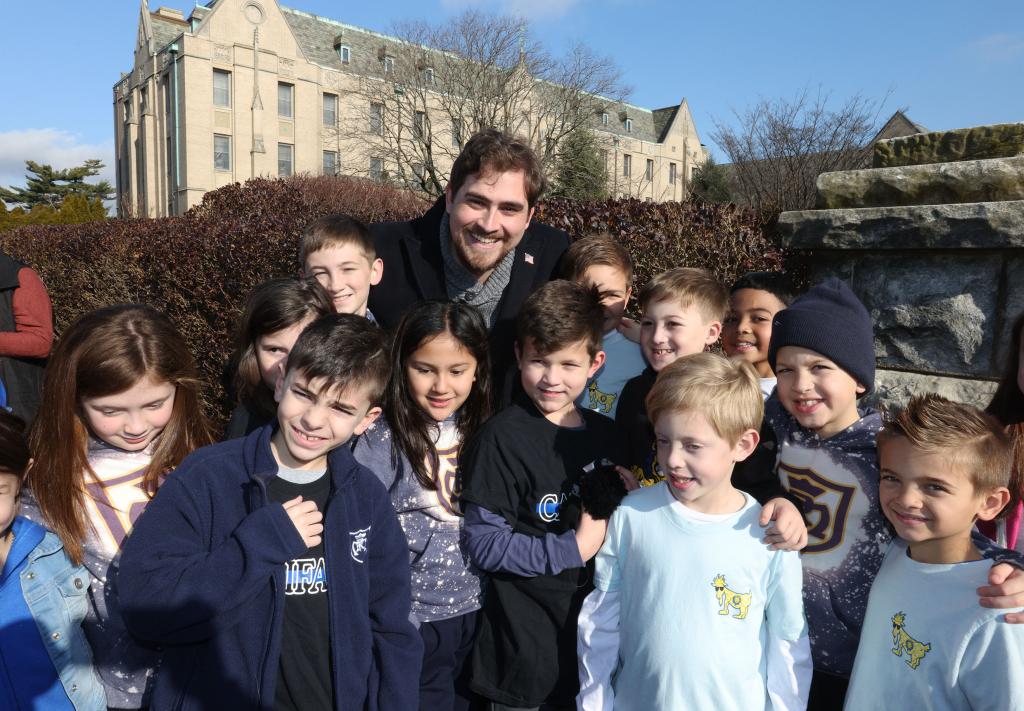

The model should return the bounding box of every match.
[118,424,422,710]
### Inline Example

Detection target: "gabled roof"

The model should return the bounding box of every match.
[651,105,679,143]
[150,12,187,50]
[871,110,927,143]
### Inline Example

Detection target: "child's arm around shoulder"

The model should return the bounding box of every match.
[975,532,1024,623]
[360,468,423,711]
[118,450,308,644]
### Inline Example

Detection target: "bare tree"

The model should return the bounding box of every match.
[711,88,888,212]
[343,11,628,197]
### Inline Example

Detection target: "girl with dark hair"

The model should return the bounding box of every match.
[22,304,213,709]
[353,300,492,711]
[0,409,105,710]
[982,311,1024,552]
[223,277,334,439]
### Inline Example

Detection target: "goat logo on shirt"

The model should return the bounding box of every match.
[712,574,752,619]
[350,526,370,563]
[587,381,616,415]
[890,612,930,669]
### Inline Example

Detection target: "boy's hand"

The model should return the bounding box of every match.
[282,496,324,549]
[615,465,640,492]
[616,317,641,343]
[759,498,808,551]
[978,564,1024,623]
[576,511,608,562]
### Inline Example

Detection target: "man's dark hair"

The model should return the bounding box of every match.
[516,280,604,358]
[730,271,797,306]
[286,314,390,404]
[448,128,546,207]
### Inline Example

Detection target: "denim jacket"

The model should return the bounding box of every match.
[0,516,105,710]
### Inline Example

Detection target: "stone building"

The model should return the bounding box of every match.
[115,0,708,217]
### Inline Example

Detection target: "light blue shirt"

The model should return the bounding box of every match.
[593,484,806,711]
[579,329,646,419]
[845,540,1024,710]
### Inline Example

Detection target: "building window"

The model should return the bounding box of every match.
[370,156,384,181]
[383,56,394,75]
[422,67,434,84]
[278,143,293,177]
[339,45,351,64]
[163,77,171,115]
[323,93,338,126]
[213,69,231,108]
[413,111,426,140]
[600,149,609,171]
[124,98,133,121]
[625,118,633,133]
[411,162,425,187]
[690,165,697,180]
[278,83,293,118]
[601,112,609,126]
[140,86,149,114]
[370,102,383,135]
[623,154,631,177]
[452,121,462,149]
[214,134,231,171]
[323,150,338,175]
[645,159,654,181]
[669,162,677,185]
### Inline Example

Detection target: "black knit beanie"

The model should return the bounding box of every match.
[767,277,875,395]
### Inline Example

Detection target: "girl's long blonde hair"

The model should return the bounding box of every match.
[28,304,213,564]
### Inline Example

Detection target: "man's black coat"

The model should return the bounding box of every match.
[368,199,569,404]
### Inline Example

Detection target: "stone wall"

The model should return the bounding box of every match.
[777,122,1024,409]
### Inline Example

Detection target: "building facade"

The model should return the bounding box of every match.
[116,0,708,217]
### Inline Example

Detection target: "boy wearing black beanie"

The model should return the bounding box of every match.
[764,277,1024,709]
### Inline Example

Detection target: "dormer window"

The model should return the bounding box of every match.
[383,56,394,74]
[601,112,609,125]
[338,45,351,64]
[422,67,434,85]
[625,118,633,133]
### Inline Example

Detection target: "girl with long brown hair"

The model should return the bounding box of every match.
[21,303,213,710]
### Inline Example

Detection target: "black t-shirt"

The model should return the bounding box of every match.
[460,399,627,707]
[615,367,662,486]
[267,470,333,711]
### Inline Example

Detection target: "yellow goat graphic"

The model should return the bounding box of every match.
[712,574,752,619]
[891,612,930,669]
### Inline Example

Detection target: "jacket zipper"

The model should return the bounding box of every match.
[323,477,339,709]
[254,474,278,707]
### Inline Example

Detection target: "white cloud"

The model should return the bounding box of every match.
[439,0,580,20]
[0,129,115,195]
[963,33,1024,63]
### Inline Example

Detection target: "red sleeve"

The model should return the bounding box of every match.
[0,267,53,358]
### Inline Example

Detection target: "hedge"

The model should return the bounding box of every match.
[0,176,786,430]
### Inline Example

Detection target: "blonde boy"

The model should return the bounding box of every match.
[846,395,1024,709]
[562,234,646,419]
[615,267,726,485]
[299,214,383,318]
[578,353,811,711]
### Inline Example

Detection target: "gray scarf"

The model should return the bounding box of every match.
[439,212,515,328]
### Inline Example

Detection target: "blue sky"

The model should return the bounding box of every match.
[1,0,1022,193]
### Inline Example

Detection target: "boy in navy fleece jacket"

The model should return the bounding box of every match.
[119,314,421,711]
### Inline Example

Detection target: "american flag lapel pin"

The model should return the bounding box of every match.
[525,253,535,265]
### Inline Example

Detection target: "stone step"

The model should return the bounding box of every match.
[777,200,1024,250]
[816,156,1024,209]
[873,122,1024,168]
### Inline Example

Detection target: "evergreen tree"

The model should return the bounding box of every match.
[0,159,114,208]
[550,129,608,200]
[690,156,734,204]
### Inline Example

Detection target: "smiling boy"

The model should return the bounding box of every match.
[119,314,422,711]
[300,214,383,318]
[845,395,1024,709]
[578,353,810,711]
[722,271,795,399]
[461,280,627,709]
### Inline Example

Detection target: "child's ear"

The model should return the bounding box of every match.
[370,258,384,286]
[587,350,607,379]
[514,343,522,369]
[856,382,867,395]
[976,487,1012,522]
[274,372,287,403]
[732,428,761,463]
[353,406,383,437]
[704,321,723,345]
[623,286,633,310]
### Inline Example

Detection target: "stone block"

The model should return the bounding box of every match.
[849,255,999,377]
[816,156,1024,209]
[873,123,1024,168]
[778,200,1024,250]
[997,255,1024,373]
[870,370,997,411]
